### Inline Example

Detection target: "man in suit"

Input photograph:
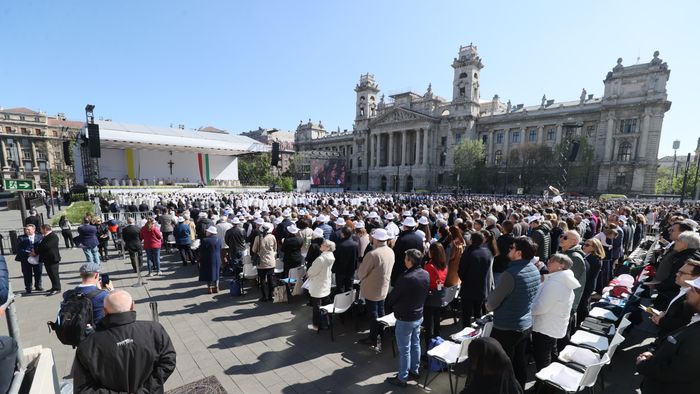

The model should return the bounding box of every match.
[15,224,43,294]
[650,259,700,340]
[121,217,143,273]
[637,276,700,393]
[24,209,41,228]
[333,226,358,293]
[36,224,61,295]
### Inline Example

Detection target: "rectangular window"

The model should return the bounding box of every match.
[441,136,447,147]
[619,119,637,134]
[2,114,9,120]
[19,115,25,121]
[547,128,556,140]
[511,131,521,143]
[4,127,10,133]
[20,128,27,134]
[34,116,40,122]
[482,135,488,145]
[528,130,537,142]
[455,133,462,144]
[496,133,504,144]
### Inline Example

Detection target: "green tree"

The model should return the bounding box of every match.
[238,153,273,185]
[453,139,486,189]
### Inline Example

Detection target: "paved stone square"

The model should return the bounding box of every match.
[1,237,647,393]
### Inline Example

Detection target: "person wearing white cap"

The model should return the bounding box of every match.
[636,275,700,394]
[390,216,424,286]
[173,215,194,266]
[316,215,333,240]
[252,222,277,301]
[281,224,304,277]
[357,228,395,348]
[199,226,222,294]
[305,227,326,268]
[216,217,233,268]
[224,217,247,276]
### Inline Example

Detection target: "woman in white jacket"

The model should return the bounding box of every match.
[531,253,581,371]
[307,240,336,328]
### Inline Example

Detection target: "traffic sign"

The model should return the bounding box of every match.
[4,179,34,191]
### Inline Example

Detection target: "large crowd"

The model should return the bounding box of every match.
[3,190,700,393]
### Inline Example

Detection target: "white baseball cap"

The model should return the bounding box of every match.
[402,217,417,228]
[286,225,299,234]
[206,226,218,235]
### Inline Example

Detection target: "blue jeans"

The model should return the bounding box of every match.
[146,248,161,272]
[395,318,423,381]
[83,246,100,265]
[366,299,385,342]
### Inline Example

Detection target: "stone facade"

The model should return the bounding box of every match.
[295,44,672,195]
[0,107,79,190]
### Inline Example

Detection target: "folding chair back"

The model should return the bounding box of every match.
[606,333,625,360]
[332,290,355,314]
[616,313,632,334]
[481,321,493,338]
[440,286,459,307]
[578,354,609,389]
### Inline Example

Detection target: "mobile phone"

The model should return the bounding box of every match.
[101,273,110,286]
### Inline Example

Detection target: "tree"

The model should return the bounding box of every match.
[238,153,273,185]
[453,139,486,189]
[509,143,554,193]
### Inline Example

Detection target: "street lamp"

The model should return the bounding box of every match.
[672,139,680,193]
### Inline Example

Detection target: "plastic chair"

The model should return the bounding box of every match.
[424,337,472,394]
[377,312,398,357]
[535,353,610,393]
[319,290,355,341]
[440,286,460,324]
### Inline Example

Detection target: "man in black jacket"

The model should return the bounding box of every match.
[36,224,61,295]
[225,217,247,274]
[637,276,700,393]
[390,217,424,286]
[73,289,176,393]
[458,231,494,327]
[385,248,429,387]
[652,231,700,310]
[333,226,358,293]
[121,218,143,273]
[651,260,700,339]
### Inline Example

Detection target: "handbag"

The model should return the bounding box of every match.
[272,285,288,303]
[425,288,445,308]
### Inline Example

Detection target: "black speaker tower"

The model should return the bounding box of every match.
[87,123,101,158]
[271,142,280,167]
[568,140,580,162]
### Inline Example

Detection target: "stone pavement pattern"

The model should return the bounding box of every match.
[1,239,647,393]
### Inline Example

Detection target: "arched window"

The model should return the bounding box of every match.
[617,142,632,161]
[494,150,503,165]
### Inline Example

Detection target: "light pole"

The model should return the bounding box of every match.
[680,153,692,206]
[672,139,680,194]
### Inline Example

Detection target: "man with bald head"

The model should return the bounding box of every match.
[73,290,176,393]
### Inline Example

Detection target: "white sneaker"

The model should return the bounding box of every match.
[157,271,163,276]
[146,272,153,277]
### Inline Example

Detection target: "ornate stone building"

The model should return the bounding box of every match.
[295,44,671,195]
[0,107,80,190]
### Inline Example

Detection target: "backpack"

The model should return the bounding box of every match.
[48,289,102,347]
[428,336,448,372]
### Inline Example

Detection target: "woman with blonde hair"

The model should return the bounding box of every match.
[577,237,605,322]
[445,226,465,287]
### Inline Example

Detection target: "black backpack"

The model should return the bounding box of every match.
[48,289,102,347]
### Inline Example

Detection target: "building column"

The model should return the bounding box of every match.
[30,140,39,170]
[402,130,408,166]
[638,110,650,160]
[487,131,494,165]
[388,132,394,166]
[373,134,379,168]
[423,128,429,165]
[502,130,510,163]
[537,126,544,145]
[604,114,615,161]
[555,124,563,145]
[0,139,7,169]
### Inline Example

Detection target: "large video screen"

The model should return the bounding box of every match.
[311,159,346,186]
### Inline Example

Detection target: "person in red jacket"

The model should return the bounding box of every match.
[423,242,448,346]
[140,218,163,276]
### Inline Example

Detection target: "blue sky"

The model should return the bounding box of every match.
[1,1,697,158]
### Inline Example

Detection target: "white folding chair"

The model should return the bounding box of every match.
[588,307,618,322]
[535,353,609,393]
[559,333,624,366]
[319,290,355,341]
[376,312,398,357]
[424,337,472,394]
[242,263,258,280]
